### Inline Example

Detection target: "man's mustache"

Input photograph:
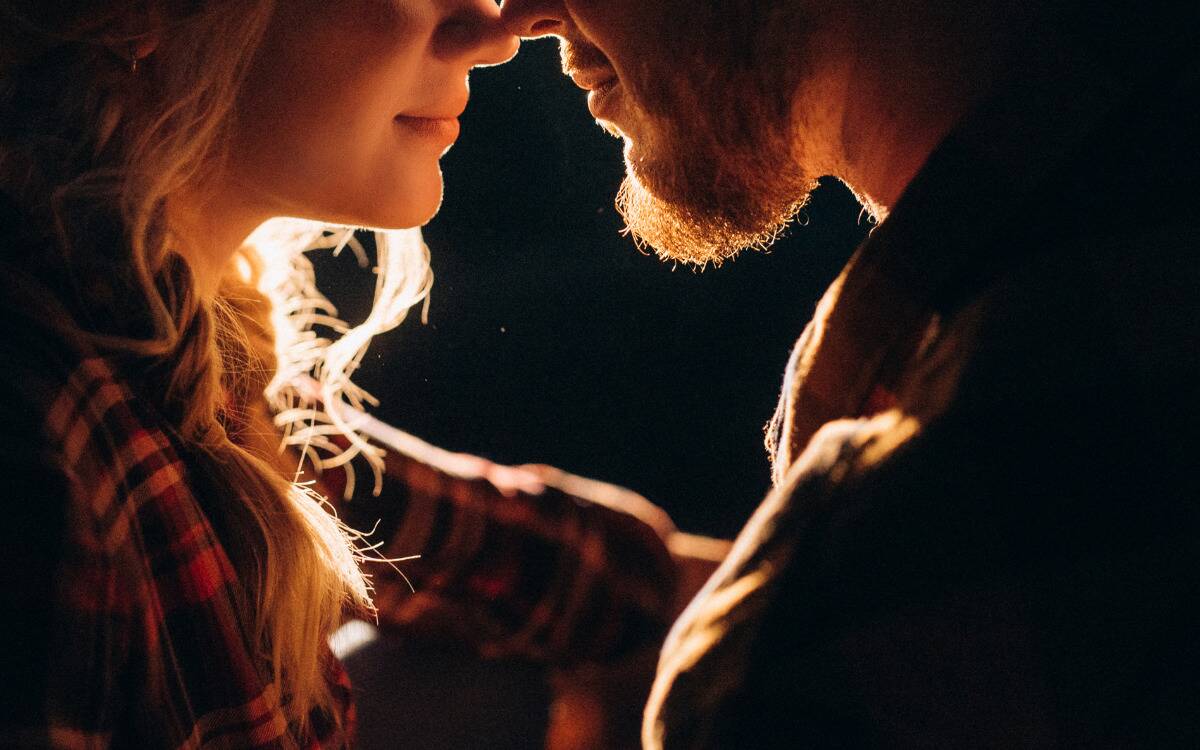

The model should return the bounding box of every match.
[559,38,613,78]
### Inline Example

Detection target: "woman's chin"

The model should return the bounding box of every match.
[338,189,443,232]
[373,177,444,230]
[282,172,445,232]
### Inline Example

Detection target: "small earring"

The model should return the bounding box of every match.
[129,42,141,74]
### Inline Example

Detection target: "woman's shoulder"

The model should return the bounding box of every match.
[0,308,191,548]
[0,312,304,748]
[0,296,103,430]
[0,301,94,452]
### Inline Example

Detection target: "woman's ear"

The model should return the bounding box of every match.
[98,4,164,71]
[110,33,159,71]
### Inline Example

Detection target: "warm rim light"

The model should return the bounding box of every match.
[245,218,434,498]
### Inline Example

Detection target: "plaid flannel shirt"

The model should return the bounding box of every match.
[0,307,677,748]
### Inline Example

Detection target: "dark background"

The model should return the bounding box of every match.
[317,39,867,539]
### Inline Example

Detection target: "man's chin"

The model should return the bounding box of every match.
[615,165,815,267]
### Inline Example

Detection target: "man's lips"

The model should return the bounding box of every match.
[568,68,619,92]
[568,67,624,124]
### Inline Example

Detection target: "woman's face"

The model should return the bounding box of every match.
[226,0,518,230]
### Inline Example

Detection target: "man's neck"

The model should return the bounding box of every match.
[822,2,1032,214]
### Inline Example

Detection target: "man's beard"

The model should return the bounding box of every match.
[615,131,818,266]
[613,45,819,266]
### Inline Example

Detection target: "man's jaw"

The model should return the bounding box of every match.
[616,166,816,268]
[557,37,817,267]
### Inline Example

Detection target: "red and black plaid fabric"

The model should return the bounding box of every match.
[0,313,677,748]
[0,339,355,748]
[338,453,678,664]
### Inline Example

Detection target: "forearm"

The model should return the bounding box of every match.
[346,451,679,665]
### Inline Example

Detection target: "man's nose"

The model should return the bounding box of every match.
[436,0,521,66]
[499,0,568,38]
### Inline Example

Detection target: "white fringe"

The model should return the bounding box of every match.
[245,218,433,499]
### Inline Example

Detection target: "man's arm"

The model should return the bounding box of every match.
[646,411,1059,748]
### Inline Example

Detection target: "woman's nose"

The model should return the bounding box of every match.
[435,0,521,67]
[498,0,568,39]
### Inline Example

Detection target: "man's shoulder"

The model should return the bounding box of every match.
[942,221,1200,435]
[646,414,915,747]
[648,225,1200,746]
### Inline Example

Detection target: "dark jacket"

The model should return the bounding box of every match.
[647,8,1200,748]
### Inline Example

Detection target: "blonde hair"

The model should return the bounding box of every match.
[246,220,433,500]
[0,0,429,732]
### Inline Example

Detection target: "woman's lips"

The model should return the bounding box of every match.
[394,114,461,149]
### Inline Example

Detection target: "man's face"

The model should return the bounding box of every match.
[501,0,826,265]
